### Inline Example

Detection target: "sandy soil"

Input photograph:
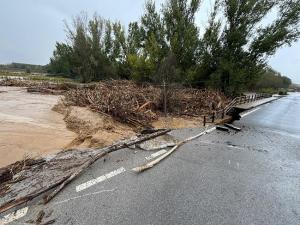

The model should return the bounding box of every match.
[59,105,136,149]
[152,116,203,129]
[0,86,76,167]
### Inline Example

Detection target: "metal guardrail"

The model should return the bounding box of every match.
[203,93,272,126]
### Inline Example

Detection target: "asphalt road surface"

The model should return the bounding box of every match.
[5,93,300,225]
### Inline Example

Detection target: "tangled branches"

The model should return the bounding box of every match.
[64,80,230,127]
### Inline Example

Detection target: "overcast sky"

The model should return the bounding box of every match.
[0,0,299,83]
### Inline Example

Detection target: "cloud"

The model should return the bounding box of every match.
[0,0,299,83]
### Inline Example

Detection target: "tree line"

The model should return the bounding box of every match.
[47,0,300,96]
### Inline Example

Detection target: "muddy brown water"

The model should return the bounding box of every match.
[0,86,76,167]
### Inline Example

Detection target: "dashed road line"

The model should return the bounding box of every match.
[241,107,261,118]
[145,150,168,161]
[76,167,126,192]
[0,207,28,225]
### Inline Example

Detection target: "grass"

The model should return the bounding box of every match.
[259,87,289,95]
[0,70,77,83]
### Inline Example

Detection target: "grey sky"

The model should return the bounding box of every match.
[0,0,299,83]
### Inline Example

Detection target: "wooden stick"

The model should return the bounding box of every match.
[224,123,241,131]
[216,125,230,132]
[0,177,69,214]
[132,127,216,173]
[43,129,171,204]
[0,129,171,213]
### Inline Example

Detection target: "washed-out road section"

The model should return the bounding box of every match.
[2,93,300,225]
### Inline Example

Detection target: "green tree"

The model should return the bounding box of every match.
[48,42,73,76]
[141,0,167,65]
[201,0,300,95]
[163,0,201,75]
[127,22,142,55]
[104,21,113,60]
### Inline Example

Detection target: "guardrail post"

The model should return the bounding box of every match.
[203,116,206,127]
[222,110,225,119]
[212,113,215,123]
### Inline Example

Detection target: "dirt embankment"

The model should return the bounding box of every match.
[0,86,135,168]
[53,103,135,150]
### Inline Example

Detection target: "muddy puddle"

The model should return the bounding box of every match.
[0,86,76,167]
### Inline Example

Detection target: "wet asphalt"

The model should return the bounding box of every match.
[11,93,300,225]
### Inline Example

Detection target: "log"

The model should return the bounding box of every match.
[43,129,171,204]
[132,127,216,173]
[0,130,171,213]
[0,176,70,214]
[224,123,241,131]
[0,168,13,183]
[36,210,45,224]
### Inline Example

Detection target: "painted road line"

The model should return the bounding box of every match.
[241,107,261,118]
[206,127,217,133]
[0,207,28,225]
[54,189,116,205]
[76,167,126,192]
[145,150,168,161]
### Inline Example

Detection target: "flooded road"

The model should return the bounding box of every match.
[0,86,76,167]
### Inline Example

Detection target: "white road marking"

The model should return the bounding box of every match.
[76,167,126,192]
[241,107,261,118]
[0,207,28,225]
[54,189,116,205]
[145,150,168,161]
[206,127,216,133]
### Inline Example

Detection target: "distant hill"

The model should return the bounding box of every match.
[0,62,47,73]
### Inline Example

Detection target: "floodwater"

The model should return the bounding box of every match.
[0,86,76,167]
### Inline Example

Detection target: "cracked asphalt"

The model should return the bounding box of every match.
[6,93,300,225]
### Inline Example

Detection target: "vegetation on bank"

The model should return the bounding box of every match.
[0,63,46,74]
[46,0,300,96]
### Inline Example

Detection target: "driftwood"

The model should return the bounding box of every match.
[0,168,13,183]
[64,81,231,127]
[216,126,230,132]
[0,176,69,214]
[43,129,171,204]
[41,220,56,225]
[224,123,241,131]
[132,127,216,173]
[0,129,170,214]
[27,87,64,95]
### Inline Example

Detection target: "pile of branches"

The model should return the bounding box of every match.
[167,88,229,116]
[64,80,162,126]
[64,80,230,126]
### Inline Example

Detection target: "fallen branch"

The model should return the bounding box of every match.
[0,176,70,214]
[132,127,216,173]
[224,123,241,131]
[0,129,171,213]
[43,129,171,204]
[216,126,230,132]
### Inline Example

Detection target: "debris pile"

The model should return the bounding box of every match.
[64,80,230,126]
[64,81,162,126]
[167,88,229,116]
[0,78,79,95]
